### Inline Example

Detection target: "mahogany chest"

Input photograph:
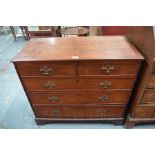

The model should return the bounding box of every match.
[125,26,155,128]
[12,36,143,125]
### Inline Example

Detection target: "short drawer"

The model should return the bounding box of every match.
[33,105,125,118]
[28,91,130,105]
[79,61,140,76]
[134,105,155,118]
[142,89,155,103]
[146,74,155,89]
[16,61,76,77]
[22,77,134,91]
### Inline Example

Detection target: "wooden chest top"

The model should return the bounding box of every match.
[12,36,143,62]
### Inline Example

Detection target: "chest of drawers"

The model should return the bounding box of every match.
[12,36,143,125]
[125,26,155,128]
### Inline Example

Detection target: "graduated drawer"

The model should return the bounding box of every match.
[33,105,125,118]
[28,91,130,105]
[79,60,140,76]
[22,77,134,91]
[141,89,155,103]
[134,105,155,118]
[146,74,155,89]
[15,61,76,77]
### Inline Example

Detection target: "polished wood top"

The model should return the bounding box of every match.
[12,36,143,62]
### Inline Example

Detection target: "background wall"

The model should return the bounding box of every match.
[101,26,128,35]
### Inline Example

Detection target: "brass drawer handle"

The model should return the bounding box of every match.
[44,81,55,89]
[51,109,61,116]
[101,64,114,73]
[100,81,111,89]
[96,109,107,116]
[40,65,52,75]
[48,96,59,102]
[99,95,109,102]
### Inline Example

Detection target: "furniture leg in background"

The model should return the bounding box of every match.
[10,26,30,41]
[25,26,61,39]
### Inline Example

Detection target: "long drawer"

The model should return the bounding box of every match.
[16,62,76,77]
[22,77,134,91]
[79,61,140,76]
[134,105,155,118]
[28,91,130,105]
[33,105,125,118]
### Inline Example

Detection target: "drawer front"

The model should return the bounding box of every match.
[23,78,77,91]
[22,77,134,91]
[28,91,130,105]
[147,74,155,89]
[79,61,139,76]
[33,105,125,118]
[78,78,134,90]
[142,90,155,103]
[16,62,76,76]
[134,105,155,118]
